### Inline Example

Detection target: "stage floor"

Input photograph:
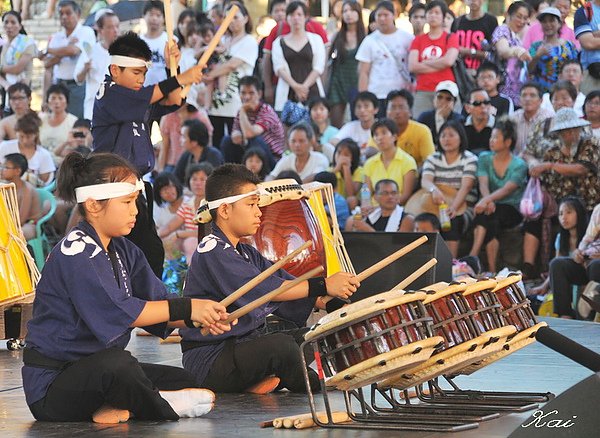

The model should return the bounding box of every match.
[1,317,599,438]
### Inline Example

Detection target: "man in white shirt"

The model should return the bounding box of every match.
[74,10,120,121]
[356,0,414,117]
[540,60,586,117]
[267,123,328,182]
[42,0,96,119]
[141,1,169,86]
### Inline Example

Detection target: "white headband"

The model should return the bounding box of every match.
[206,188,268,210]
[110,55,152,69]
[75,179,144,203]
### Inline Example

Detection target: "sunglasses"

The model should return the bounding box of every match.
[470,100,491,106]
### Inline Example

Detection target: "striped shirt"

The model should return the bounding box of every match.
[421,150,479,205]
[232,102,285,157]
[176,196,199,231]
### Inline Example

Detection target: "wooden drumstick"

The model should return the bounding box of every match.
[163,0,178,75]
[393,258,438,291]
[181,5,239,98]
[355,235,429,282]
[201,266,324,335]
[193,240,313,328]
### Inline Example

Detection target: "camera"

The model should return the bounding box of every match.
[73,131,86,138]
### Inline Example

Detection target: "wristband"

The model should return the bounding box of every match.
[158,75,181,98]
[326,298,346,313]
[308,277,328,297]
[168,297,192,321]
[184,319,197,328]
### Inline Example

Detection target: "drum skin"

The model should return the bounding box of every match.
[248,199,327,277]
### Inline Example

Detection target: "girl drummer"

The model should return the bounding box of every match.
[22,152,231,423]
[180,164,360,394]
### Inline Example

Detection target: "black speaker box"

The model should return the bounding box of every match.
[509,372,600,438]
[342,232,453,302]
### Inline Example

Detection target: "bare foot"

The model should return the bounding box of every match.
[245,376,280,395]
[92,405,130,424]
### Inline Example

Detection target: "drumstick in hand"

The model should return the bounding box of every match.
[181,4,239,98]
[163,0,178,74]
[394,258,437,290]
[201,266,324,335]
[193,241,313,328]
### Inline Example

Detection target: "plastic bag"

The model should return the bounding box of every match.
[520,177,543,221]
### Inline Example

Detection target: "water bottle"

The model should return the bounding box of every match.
[360,183,372,208]
[439,203,451,232]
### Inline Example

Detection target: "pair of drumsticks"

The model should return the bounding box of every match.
[197,235,437,334]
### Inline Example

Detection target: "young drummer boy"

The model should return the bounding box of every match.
[180,164,360,393]
[92,31,204,277]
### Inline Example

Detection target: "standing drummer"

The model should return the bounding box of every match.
[180,164,360,394]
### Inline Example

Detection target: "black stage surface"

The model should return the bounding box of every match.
[1,317,599,438]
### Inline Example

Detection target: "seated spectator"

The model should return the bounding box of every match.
[0,153,41,239]
[159,163,214,265]
[220,76,284,168]
[313,171,350,227]
[243,147,271,181]
[541,60,586,116]
[367,89,435,169]
[53,118,92,161]
[409,0,459,117]
[0,112,55,187]
[309,97,338,163]
[530,197,587,298]
[575,0,600,94]
[174,119,223,185]
[420,120,478,257]
[467,117,528,274]
[549,200,600,318]
[523,108,600,278]
[417,81,463,146]
[463,88,495,154]
[271,1,326,112]
[363,118,417,206]
[345,178,414,232]
[0,83,33,141]
[330,138,363,210]
[584,91,600,137]
[413,212,442,233]
[159,103,214,173]
[476,61,514,117]
[511,81,553,155]
[527,7,579,94]
[330,91,379,162]
[267,123,329,182]
[153,172,186,293]
[275,169,302,183]
[39,84,78,157]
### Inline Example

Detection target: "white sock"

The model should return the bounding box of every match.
[159,388,215,418]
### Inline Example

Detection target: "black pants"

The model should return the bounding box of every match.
[201,329,319,393]
[29,348,199,422]
[209,115,233,151]
[126,181,164,278]
[473,204,523,245]
[549,258,600,317]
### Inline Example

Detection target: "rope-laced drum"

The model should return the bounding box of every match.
[305,290,444,391]
[379,282,517,390]
[0,183,39,303]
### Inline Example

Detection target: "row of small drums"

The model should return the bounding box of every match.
[305,274,547,392]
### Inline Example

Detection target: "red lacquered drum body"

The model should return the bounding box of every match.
[463,279,504,333]
[248,199,326,277]
[494,277,536,331]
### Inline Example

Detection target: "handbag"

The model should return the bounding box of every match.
[519,177,543,221]
[445,32,475,102]
[281,100,310,126]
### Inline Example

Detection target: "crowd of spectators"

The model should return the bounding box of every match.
[1,0,600,319]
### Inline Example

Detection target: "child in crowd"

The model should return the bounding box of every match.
[180,164,360,394]
[309,97,339,162]
[197,22,227,107]
[330,138,363,210]
[475,61,514,117]
[243,147,271,181]
[330,91,380,162]
[413,212,441,233]
[0,153,41,240]
[92,31,204,277]
[22,152,230,424]
[159,163,213,265]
